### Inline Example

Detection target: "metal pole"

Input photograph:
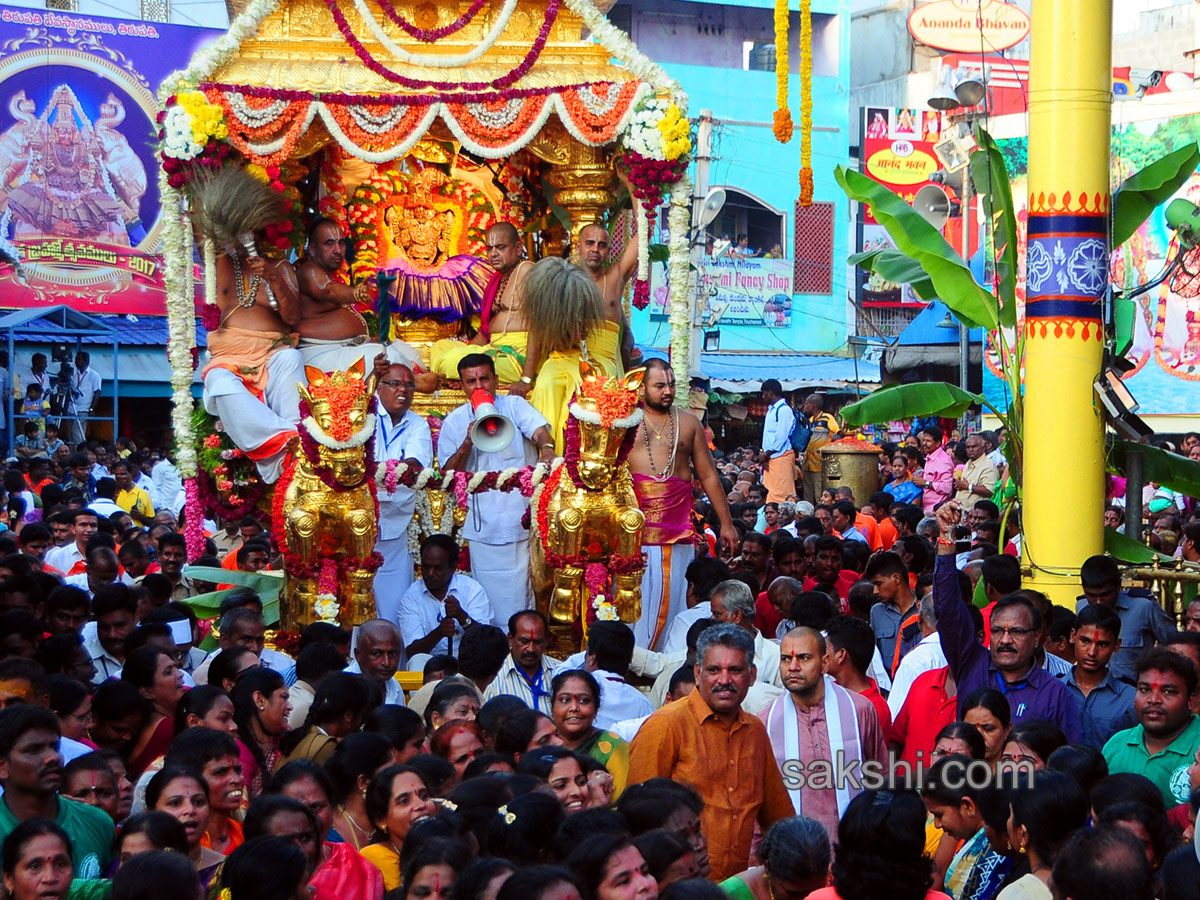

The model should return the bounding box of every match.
[688,110,714,382]
[960,170,971,434]
[1126,449,1144,543]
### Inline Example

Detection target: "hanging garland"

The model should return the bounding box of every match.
[798,0,814,205]
[376,0,489,42]
[772,0,792,143]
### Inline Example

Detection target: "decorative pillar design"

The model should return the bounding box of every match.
[1022,0,1111,605]
[545,142,615,247]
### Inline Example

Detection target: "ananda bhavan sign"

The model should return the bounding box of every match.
[907,0,1031,53]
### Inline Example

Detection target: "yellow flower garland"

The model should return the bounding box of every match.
[773,0,792,143]
[798,0,813,204]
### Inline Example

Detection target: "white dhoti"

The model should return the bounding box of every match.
[202,348,305,484]
[374,535,416,625]
[469,538,531,628]
[298,338,423,375]
[634,542,696,650]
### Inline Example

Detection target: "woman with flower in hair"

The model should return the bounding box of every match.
[359,765,438,891]
[219,835,313,900]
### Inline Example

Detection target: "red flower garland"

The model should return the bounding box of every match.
[376,0,487,41]
[321,0,559,92]
[561,407,637,493]
[201,79,623,109]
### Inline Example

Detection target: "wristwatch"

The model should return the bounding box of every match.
[520,375,534,384]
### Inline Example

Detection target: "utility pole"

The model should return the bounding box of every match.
[687,110,714,381]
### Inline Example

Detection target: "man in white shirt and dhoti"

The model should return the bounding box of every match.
[437,353,555,626]
[759,626,887,842]
[373,362,432,625]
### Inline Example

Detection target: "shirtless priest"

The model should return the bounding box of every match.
[201,239,305,483]
[626,358,737,649]
[430,222,536,390]
[296,217,437,389]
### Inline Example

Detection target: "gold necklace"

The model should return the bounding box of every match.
[645,410,671,440]
[337,805,370,850]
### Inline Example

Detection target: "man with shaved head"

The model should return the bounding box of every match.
[577,221,639,371]
[373,363,432,624]
[759,625,887,842]
[346,619,406,706]
[431,221,536,389]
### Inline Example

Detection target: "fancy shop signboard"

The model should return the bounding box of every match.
[0,7,221,314]
[649,258,794,327]
[907,0,1031,53]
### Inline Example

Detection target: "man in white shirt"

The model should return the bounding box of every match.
[149,456,181,514]
[437,354,554,627]
[87,478,124,519]
[344,619,406,706]
[64,351,102,445]
[44,508,99,575]
[886,595,946,718]
[581,621,653,730]
[64,547,125,597]
[397,534,494,659]
[709,579,782,687]
[373,363,432,625]
[192,606,294,683]
[758,379,796,502]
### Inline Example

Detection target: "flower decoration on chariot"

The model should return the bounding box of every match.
[570,362,646,430]
[297,358,377,448]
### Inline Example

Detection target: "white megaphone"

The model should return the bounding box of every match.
[469,389,516,453]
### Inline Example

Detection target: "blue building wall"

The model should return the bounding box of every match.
[623,0,853,357]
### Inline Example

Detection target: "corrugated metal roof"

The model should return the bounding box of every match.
[8,315,208,347]
[635,346,880,390]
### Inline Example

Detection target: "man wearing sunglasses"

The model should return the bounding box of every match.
[374,363,432,625]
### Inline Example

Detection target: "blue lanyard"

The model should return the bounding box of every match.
[995,669,1030,696]
[379,416,407,454]
[517,664,549,705]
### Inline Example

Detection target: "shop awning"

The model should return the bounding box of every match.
[637,347,881,392]
[885,300,984,371]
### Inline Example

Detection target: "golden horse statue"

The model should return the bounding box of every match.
[531,362,647,640]
[278,358,381,631]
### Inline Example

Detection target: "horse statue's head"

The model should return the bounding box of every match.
[297,358,376,487]
[567,362,645,491]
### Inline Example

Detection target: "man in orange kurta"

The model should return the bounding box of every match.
[627,624,795,881]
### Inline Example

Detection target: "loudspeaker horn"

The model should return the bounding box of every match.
[469,389,516,453]
[912,184,952,230]
[697,188,726,228]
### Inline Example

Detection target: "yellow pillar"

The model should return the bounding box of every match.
[1022,0,1111,605]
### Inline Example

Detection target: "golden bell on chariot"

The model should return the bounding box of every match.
[158,0,697,648]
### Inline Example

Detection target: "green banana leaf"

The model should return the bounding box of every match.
[1104,527,1173,563]
[1112,143,1200,248]
[847,249,936,300]
[182,567,283,625]
[970,127,1018,328]
[840,382,985,428]
[1110,440,1200,499]
[835,166,999,330]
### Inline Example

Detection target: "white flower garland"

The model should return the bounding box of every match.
[568,403,643,430]
[317,101,439,165]
[407,485,456,564]
[300,413,377,449]
[635,197,648,283]
[314,596,340,623]
[160,176,199,478]
[593,593,618,621]
[161,105,204,160]
[667,177,693,377]
[204,237,216,309]
[350,0,519,69]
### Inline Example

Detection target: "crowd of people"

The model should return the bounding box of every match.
[0,395,1198,900]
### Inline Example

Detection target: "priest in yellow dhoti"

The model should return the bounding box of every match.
[430,223,535,386]
[524,257,620,454]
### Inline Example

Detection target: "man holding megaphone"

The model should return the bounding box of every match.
[438,353,555,627]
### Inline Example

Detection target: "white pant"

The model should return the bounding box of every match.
[202,348,305,483]
[469,538,531,629]
[634,542,696,650]
[298,339,423,375]
[374,534,416,625]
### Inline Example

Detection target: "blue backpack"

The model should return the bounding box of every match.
[790,413,812,455]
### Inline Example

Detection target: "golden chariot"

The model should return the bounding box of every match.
[159,0,696,639]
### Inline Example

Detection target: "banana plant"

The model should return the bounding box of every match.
[837,126,1199,505]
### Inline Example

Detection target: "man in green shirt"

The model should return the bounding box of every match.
[1103,648,1200,808]
[0,705,114,878]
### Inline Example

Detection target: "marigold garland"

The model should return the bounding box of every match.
[773,0,792,144]
[798,0,814,205]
